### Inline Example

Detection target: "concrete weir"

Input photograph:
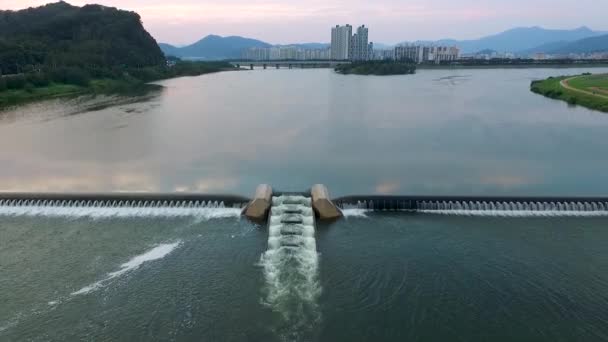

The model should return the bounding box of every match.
[2,186,608,220]
[243,184,273,221]
[243,184,343,221]
[311,184,343,220]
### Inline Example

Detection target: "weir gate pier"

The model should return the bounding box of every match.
[1,185,608,222]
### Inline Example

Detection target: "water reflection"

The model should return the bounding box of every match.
[0,86,163,125]
[1,68,608,196]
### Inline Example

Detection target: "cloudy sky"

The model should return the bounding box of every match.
[1,0,606,45]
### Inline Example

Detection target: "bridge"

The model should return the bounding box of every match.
[229,60,351,70]
[1,185,608,222]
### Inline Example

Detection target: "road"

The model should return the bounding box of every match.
[560,75,608,100]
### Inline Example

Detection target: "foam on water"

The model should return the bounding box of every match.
[0,205,241,220]
[342,209,370,218]
[71,241,182,296]
[259,196,321,340]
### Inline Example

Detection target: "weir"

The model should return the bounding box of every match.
[1,188,608,219]
[0,192,250,209]
[334,195,608,214]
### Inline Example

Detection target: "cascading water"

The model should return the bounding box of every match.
[340,199,608,217]
[0,199,243,219]
[259,195,321,340]
[416,200,608,217]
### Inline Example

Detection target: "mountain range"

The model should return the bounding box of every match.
[160,35,331,60]
[159,26,608,60]
[402,26,607,54]
[528,34,608,54]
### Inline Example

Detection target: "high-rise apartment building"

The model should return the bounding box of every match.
[331,25,352,60]
[350,25,370,61]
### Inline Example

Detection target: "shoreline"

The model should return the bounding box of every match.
[418,63,608,70]
[0,68,235,111]
[530,74,608,113]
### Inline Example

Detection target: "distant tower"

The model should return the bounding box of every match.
[331,25,352,60]
[349,25,370,61]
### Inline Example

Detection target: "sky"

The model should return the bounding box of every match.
[1,0,607,45]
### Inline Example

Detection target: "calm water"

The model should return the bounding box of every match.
[1,67,608,196]
[2,68,608,341]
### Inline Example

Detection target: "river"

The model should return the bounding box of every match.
[1,68,608,341]
[1,67,608,196]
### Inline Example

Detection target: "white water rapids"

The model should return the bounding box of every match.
[259,195,321,340]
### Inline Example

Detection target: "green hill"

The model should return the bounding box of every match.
[0,2,235,108]
[0,1,165,74]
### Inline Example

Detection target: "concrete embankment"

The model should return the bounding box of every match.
[311,184,343,220]
[243,184,273,221]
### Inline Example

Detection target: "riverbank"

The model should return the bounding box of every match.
[531,74,608,112]
[419,63,608,70]
[0,62,236,110]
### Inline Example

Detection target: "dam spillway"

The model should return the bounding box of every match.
[2,189,608,219]
[259,194,321,338]
[334,195,608,216]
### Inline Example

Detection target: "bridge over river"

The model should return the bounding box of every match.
[230,60,351,70]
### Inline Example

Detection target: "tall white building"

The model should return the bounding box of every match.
[350,25,370,61]
[331,25,352,60]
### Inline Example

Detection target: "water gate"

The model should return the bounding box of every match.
[1,186,608,219]
[259,194,321,334]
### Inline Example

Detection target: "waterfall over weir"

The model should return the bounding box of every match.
[336,197,608,217]
[259,195,321,340]
[0,195,248,218]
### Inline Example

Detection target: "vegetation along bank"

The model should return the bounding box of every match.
[531,73,608,113]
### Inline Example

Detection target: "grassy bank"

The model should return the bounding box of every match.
[0,83,85,108]
[0,61,236,109]
[419,63,608,70]
[530,74,608,113]
[335,61,416,76]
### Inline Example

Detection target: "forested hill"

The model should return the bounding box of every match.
[0,1,165,74]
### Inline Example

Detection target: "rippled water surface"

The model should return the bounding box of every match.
[1,213,608,341]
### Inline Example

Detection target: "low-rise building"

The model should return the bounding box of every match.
[374,49,395,60]
[394,45,459,64]
[242,46,331,61]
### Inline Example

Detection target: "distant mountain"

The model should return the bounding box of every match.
[399,26,606,54]
[159,35,271,59]
[158,43,181,57]
[521,41,571,54]
[159,37,335,60]
[546,34,608,54]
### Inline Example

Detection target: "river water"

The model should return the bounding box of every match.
[1,68,608,341]
[1,67,608,195]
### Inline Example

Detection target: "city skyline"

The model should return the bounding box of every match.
[2,0,608,45]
